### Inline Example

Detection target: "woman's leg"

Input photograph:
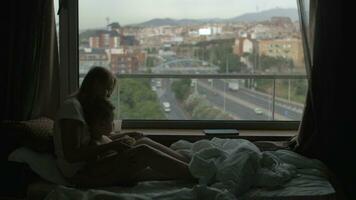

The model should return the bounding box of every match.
[126,144,194,181]
[69,153,146,187]
[70,144,194,187]
[135,137,190,163]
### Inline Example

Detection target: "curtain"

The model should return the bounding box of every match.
[31,0,60,119]
[294,0,317,156]
[1,0,60,121]
[295,0,353,198]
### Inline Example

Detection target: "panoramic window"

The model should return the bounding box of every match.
[76,0,307,125]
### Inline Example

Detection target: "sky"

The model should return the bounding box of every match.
[55,0,297,30]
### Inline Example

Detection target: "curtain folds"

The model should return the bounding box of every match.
[2,0,60,121]
[294,0,319,157]
[295,0,344,162]
[295,0,352,198]
[31,0,60,119]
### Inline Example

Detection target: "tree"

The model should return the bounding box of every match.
[171,79,192,101]
[146,56,155,67]
[118,79,165,119]
[146,47,158,54]
[184,93,234,120]
[184,93,201,111]
[259,55,294,72]
[224,54,247,73]
[192,38,249,73]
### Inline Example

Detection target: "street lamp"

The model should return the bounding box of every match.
[268,97,272,120]
[192,79,198,94]
[288,79,291,103]
[114,81,121,131]
[223,57,229,112]
[287,60,292,103]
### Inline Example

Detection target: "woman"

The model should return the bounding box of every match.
[53,66,193,187]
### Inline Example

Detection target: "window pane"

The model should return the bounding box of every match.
[274,79,306,120]
[79,0,307,121]
[108,77,305,121]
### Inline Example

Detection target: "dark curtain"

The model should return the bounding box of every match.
[2,0,60,121]
[295,0,353,198]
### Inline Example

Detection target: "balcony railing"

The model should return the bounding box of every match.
[78,73,307,130]
[80,73,307,121]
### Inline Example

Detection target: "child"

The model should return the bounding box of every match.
[83,97,135,157]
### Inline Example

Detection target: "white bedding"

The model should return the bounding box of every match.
[8,147,70,185]
[44,138,335,200]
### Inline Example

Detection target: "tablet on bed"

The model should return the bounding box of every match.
[203,129,239,136]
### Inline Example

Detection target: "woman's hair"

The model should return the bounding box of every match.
[83,97,115,126]
[79,66,116,98]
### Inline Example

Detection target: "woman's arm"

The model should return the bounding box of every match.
[60,119,130,163]
[109,131,144,140]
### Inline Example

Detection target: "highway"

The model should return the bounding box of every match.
[152,78,304,120]
[155,79,189,119]
[197,79,303,120]
[151,56,305,121]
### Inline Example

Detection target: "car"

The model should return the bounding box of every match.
[163,102,171,112]
[254,108,263,115]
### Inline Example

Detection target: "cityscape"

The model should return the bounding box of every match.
[78,7,307,121]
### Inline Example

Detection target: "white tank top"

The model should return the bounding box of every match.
[53,97,91,178]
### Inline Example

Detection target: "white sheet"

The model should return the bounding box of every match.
[8,147,70,186]
[44,138,335,200]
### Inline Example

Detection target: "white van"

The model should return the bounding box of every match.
[228,82,239,91]
[163,102,171,112]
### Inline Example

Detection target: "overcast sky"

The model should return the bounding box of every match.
[55,0,297,29]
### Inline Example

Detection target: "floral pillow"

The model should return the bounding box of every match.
[1,117,54,154]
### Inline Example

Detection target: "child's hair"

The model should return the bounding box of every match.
[83,97,115,127]
[79,66,117,98]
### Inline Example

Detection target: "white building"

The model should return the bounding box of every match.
[198,26,222,36]
[233,37,254,56]
[211,26,222,35]
[249,24,273,39]
[242,39,253,54]
[199,28,212,36]
[159,50,176,56]
[171,36,183,43]
[79,48,110,75]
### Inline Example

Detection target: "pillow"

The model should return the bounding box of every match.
[1,117,54,153]
[21,117,54,153]
[0,121,26,160]
[8,147,70,186]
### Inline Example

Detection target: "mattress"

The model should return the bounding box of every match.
[42,138,336,200]
[42,177,336,200]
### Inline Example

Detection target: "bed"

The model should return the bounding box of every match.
[15,138,335,200]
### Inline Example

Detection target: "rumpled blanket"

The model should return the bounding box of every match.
[45,138,331,200]
[171,138,300,196]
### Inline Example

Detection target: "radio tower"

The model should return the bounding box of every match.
[106,17,110,30]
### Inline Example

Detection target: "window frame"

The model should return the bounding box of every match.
[59,0,307,131]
